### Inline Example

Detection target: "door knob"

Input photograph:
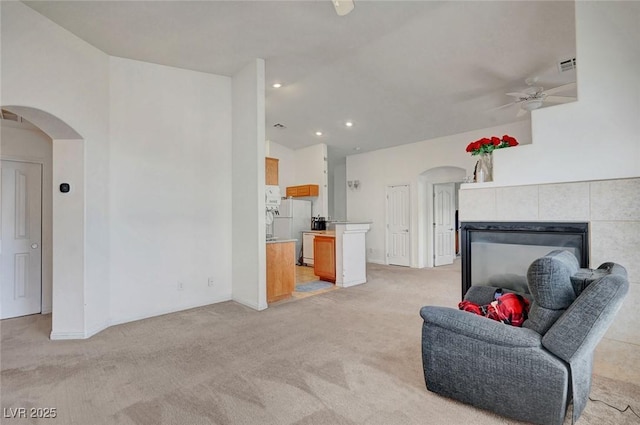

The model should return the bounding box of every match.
[31,243,39,249]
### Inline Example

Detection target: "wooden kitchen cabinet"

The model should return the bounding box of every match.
[314,235,336,283]
[286,184,319,198]
[266,241,296,303]
[265,157,279,185]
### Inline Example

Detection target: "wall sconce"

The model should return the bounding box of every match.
[347,180,360,190]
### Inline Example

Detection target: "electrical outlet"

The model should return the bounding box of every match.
[177,282,184,291]
[208,277,214,287]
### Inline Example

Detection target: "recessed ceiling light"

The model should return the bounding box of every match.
[345,121,354,127]
[354,147,361,151]
[272,83,282,88]
[315,131,323,136]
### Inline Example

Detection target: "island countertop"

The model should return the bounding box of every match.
[266,239,297,244]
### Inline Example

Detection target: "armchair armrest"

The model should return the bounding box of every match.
[420,306,542,348]
[542,274,629,362]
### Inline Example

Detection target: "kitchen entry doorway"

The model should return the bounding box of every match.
[1,160,43,319]
[386,184,410,266]
[433,182,456,266]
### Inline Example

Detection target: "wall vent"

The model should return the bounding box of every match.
[558,57,577,73]
[273,123,286,129]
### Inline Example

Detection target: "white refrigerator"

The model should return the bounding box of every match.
[273,199,312,264]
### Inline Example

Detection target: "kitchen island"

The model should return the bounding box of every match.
[332,222,372,288]
[303,223,372,287]
[266,239,296,303]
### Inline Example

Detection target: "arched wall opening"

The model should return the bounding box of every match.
[417,166,466,268]
[1,106,85,339]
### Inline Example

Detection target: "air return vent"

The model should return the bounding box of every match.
[558,58,577,73]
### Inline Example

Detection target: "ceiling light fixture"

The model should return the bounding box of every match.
[272,83,282,88]
[345,121,353,127]
[522,99,544,111]
[315,131,323,136]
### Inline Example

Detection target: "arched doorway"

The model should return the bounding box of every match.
[417,166,466,268]
[1,106,85,339]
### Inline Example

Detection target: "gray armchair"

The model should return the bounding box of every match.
[420,250,629,425]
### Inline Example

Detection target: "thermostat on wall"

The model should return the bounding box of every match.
[59,183,70,193]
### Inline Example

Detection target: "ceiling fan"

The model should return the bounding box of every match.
[332,0,354,16]
[497,78,577,117]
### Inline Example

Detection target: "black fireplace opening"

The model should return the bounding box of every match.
[460,222,589,298]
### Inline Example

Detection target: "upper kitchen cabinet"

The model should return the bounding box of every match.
[286,184,319,198]
[265,157,279,185]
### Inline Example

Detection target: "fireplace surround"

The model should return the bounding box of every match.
[460,221,589,298]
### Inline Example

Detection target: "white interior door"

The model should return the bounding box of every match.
[386,184,410,266]
[1,160,42,319]
[433,183,455,266]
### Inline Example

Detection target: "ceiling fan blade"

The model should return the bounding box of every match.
[544,82,577,96]
[490,101,518,111]
[332,0,354,16]
[505,92,530,98]
[544,95,577,104]
[516,107,528,118]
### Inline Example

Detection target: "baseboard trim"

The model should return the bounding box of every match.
[50,331,87,340]
[337,278,366,288]
[109,295,233,328]
[232,296,267,311]
[50,295,233,340]
[367,259,386,265]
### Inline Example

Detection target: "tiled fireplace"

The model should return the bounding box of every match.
[458,177,640,384]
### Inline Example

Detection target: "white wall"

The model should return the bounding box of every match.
[108,57,233,324]
[1,2,240,337]
[0,121,53,314]
[495,2,640,185]
[347,121,531,266]
[332,162,347,221]
[1,1,110,337]
[294,143,328,217]
[232,59,267,310]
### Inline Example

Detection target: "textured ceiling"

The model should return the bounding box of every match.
[24,0,577,163]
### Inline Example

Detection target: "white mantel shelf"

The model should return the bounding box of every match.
[332,222,371,288]
[460,182,500,189]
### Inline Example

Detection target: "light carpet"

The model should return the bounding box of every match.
[1,261,639,425]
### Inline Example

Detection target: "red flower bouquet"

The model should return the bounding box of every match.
[465,135,518,155]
